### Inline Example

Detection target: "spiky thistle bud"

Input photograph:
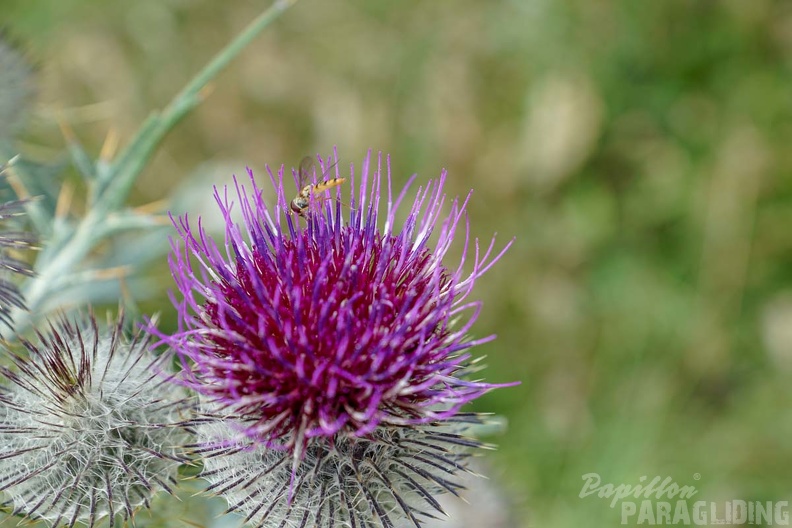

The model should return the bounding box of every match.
[154,151,516,527]
[0,312,193,527]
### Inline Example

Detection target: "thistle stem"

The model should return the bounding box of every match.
[10,0,298,335]
[101,0,299,209]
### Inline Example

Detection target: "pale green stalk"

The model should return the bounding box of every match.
[9,0,297,335]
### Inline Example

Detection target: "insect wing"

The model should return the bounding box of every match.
[297,156,315,190]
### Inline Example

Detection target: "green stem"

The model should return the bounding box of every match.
[11,0,298,335]
[175,0,299,113]
[101,0,299,209]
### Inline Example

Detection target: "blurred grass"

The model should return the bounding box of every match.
[4,0,792,526]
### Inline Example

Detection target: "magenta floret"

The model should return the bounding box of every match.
[156,151,514,451]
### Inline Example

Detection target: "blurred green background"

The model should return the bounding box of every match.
[4,0,792,526]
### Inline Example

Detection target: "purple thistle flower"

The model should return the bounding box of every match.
[160,151,513,444]
[154,150,516,526]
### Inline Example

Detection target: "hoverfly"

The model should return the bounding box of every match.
[290,156,346,217]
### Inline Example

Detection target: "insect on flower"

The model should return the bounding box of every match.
[289,155,346,217]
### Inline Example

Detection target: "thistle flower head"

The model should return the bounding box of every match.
[0,312,192,527]
[155,151,515,526]
[159,151,513,449]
